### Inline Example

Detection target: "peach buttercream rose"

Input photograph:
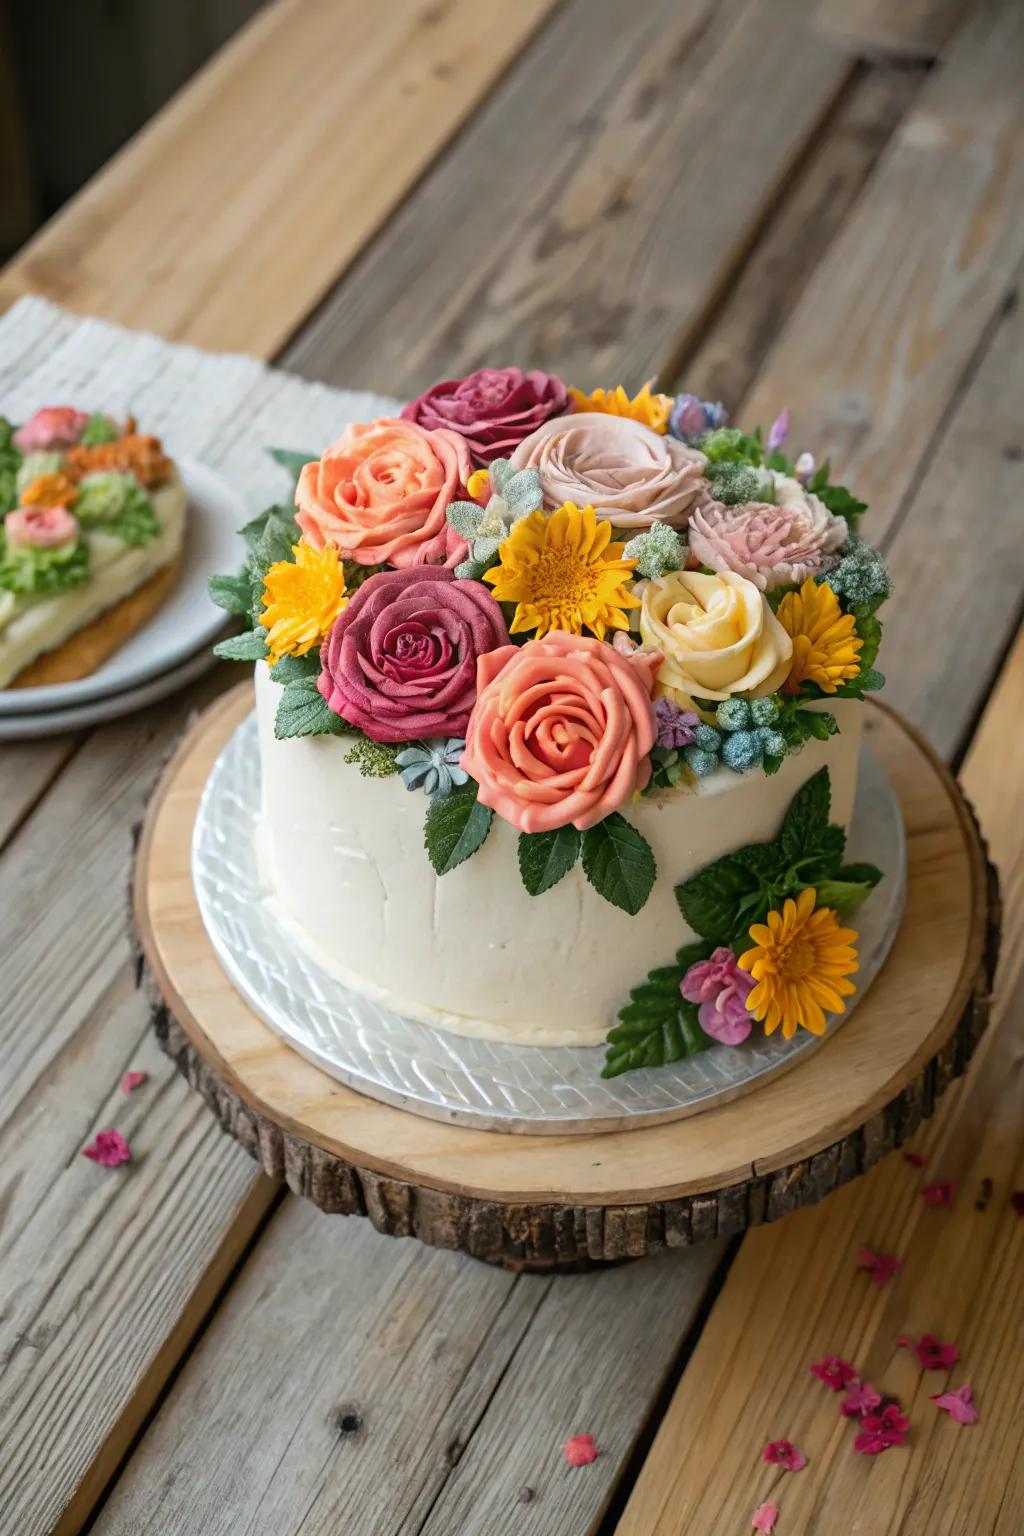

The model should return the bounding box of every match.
[461,631,659,834]
[295,417,471,568]
[638,569,792,704]
[509,413,709,530]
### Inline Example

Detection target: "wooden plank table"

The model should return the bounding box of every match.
[1,0,1019,1531]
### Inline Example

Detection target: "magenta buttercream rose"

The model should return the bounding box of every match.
[318,566,509,743]
[401,367,569,467]
[13,406,90,452]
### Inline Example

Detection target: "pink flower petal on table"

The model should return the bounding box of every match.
[809,1354,857,1391]
[762,1439,807,1471]
[752,1502,779,1533]
[853,1403,909,1455]
[81,1129,131,1167]
[903,1151,926,1168]
[120,1069,148,1094]
[914,1333,959,1371]
[922,1181,956,1208]
[856,1246,902,1286]
[841,1380,882,1418]
[563,1434,598,1467]
[1011,1191,1024,1216]
[931,1384,979,1425]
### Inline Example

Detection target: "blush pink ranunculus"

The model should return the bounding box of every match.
[317,566,508,743]
[295,417,471,569]
[461,631,659,834]
[13,405,90,452]
[401,367,569,467]
[5,504,79,548]
[509,412,709,530]
[680,946,755,1045]
[688,474,847,591]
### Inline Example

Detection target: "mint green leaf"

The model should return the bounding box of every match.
[817,483,868,521]
[208,571,255,616]
[675,853,760,939]
[581,813,656,915]
[445,499,484,539]
[799,708,839,742]
[780,767,831,860]
[518,826,581,896]
[857,666,885,693]
[836,862,882,887]
[252,510,299,576]
[267,650,321,684]
[80,413,119,446]
[274,675,347,738]
[268,447,318,489]
[855,612,882,671]
[814,874,880,915]
[0,535,90,593]
[425,780,493,875]
[214,629,268,662]
[603,994,712,1078]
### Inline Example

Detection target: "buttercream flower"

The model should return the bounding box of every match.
[14,405,89,451]
[688,476,847,591]
[483,501,639,640]
[739,887,859,1039]
[5,504,79,548]
[566,382,673,433]
[668,393,727,443]
[260,542,348,666]
[65,434,172,487]
[402,367,568,466]
[509,413,709,530]
[680,947,755,1045]
[318,566,508,743]
[461,631,658,834]
[396,738,467,797]
[638,569,792,706]
[18,470,79,510]
[654,697,699,749]
[295,417,471,569]
[777,578,862,695]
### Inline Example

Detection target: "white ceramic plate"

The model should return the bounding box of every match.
[0,457,246,715]
[0,642,219,740]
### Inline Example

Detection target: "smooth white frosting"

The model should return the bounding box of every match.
[0,473,186,687]
[255,661,863,1047]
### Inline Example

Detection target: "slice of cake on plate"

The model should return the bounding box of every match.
[209,373,891,1078]
[0,406,186,688]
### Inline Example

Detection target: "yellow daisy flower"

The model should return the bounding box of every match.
[484,501,640,640]
[261,541,348,666]
[776,577,862,694]
[738,887,859,1039]
[567,382,673,434]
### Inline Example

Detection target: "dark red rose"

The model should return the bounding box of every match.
[401,367,569,466]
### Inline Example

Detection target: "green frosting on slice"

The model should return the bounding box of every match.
[0,534,91,594]
[79,413,120,446]
[75,472,160,545]
[0,417,21,514]
[16,451,64,498]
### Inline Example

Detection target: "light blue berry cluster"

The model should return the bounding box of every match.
[683,696,787,778]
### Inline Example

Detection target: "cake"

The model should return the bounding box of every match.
[0,406,185,688]
[210,374,890,1075]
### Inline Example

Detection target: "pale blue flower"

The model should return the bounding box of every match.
[396,737,468,797]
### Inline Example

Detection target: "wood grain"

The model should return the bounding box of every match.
[741,0,1024,542]
[816,0,972,59]
[614,625,1024,1536]
[0,736,79,852]
[286,0,855,395]
[0,0,560,353]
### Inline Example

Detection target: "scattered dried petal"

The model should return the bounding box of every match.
[517,1486,536,1504]
[853,1403,909,1455]
[903,1151,926,1168]
[120,1069,148,1095]
[809,1354,857,1392]
[856,1246,902,1287]
[563,1434,598,1467]
[752,1502,779,1533]
[841,1380,882,1418]
[922,1181,955,1208]
[81,1129,131,1167]
[931,1384,979,1425]
[914,1333,959,1372]
[762,1439,807,1471]
[974,1176,993,1212]
[1011,1191,1024,1217]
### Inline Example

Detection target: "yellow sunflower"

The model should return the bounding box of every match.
[738,887,859,1039]
[261,541,348,666]
[567,382,673,434]
[484,501,639,640]
[776,578,862,694]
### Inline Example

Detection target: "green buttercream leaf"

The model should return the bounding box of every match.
[214,628,269,662]
[814,872,881,915]
[344,737,400,776]
[446,499,484,539]
[268,447,318,491]
[207,570,255,616]
[0,535,90,594]
[603,940,715,1077]
[517,826,582,896]
[273,674,347,738]
[79,413,120,446]
[674,853,761,940]
[780,766,830,858]
[77,475,160,544]
[425,779,493,875]
[581,812,656,915]
[267,650,320,684]
[16,451,63,497]
[0,417,22,513]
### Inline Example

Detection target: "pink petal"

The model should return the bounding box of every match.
[752,1502,779,1533]
[922,1181,956,1208]
[81,1129,131,1167]
[809,1354,857,1391]
[841,1380,882,1418]
[903,1151,926,1168]
[914,1333,959,1371]
[762,1439,807,1471]
[856,1246,902,1286]
[120,1069,148,1094]
[563,1433,598,1467]
[931,1385,979,1425]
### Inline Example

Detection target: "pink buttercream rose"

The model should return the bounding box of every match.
[680,947,755,1045]
[461,632,659,834]
[688,475,847,591]
[5,504,79,548]
[509,412,710,530]
[13,406,89,452]
[401,367,569,467]
[295,417,471,569]
[318,566,508,743]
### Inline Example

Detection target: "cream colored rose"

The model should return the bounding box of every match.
[638,570,792,703]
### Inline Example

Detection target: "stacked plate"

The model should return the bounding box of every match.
[1,460,246,740]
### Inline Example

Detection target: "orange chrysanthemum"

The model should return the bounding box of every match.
[19,471,78,508]
[567,382,673,434]
[738,887,859,1039]
[66,434,173,487]
[776,578,862,694]
[483,501,639,640]
[261,541,348,666]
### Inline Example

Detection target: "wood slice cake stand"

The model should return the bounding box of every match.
[130,684,1000,1270]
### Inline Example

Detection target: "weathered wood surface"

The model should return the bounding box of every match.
[816,0,972,59]
[616,627,1024,1536]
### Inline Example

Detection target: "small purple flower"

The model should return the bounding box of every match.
[668,393,728,443]
[766,408,790,454]
[654,697,700,750]
[680,947,755,1045]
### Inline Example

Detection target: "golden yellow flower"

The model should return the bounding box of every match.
[567,382,673,434]
[738,887,859,1039]
[484,501,640,640]
[260,541,348,666]
[776,578,862,695]
[466,468,491,500]
[20,471,79,508]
